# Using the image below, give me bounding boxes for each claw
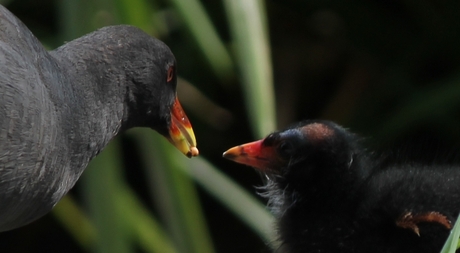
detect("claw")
[396,211,452,236]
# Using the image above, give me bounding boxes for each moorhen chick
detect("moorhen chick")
[0,5,198,232]
[224,120,459,253]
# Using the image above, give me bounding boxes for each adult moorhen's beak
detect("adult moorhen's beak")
[168,97,199,158]
[223,139,280,172]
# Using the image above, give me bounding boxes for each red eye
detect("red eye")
[167,66,174,82]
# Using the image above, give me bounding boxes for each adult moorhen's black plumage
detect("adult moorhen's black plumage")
[224,120,460,253]
[0,5,198,232]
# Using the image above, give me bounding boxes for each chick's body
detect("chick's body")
[224,120,459,253]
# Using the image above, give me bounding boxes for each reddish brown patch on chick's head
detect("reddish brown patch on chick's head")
[299,123,335,142]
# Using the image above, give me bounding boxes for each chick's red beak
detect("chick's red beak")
[167,97,199,158]
[223,139,280,172]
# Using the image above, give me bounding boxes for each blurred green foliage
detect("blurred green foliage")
[1,0,460,253]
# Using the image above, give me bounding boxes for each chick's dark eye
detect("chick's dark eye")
[167,66,174,82]
[277,141,294,158]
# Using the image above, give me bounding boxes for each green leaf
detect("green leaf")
[81,139,133,253]
[184,154,277,245]
[132,129,216,253]
[169,0,234,84]
[440,214,460,253]
[223,0,276,138]
[52,196,97,250]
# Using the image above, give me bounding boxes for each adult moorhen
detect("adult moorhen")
[224,120,459,253]
[0,5,198,232]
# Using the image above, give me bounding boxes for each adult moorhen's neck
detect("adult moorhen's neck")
[48,26,172,155]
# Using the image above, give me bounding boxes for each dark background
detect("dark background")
[1,0,460,252]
